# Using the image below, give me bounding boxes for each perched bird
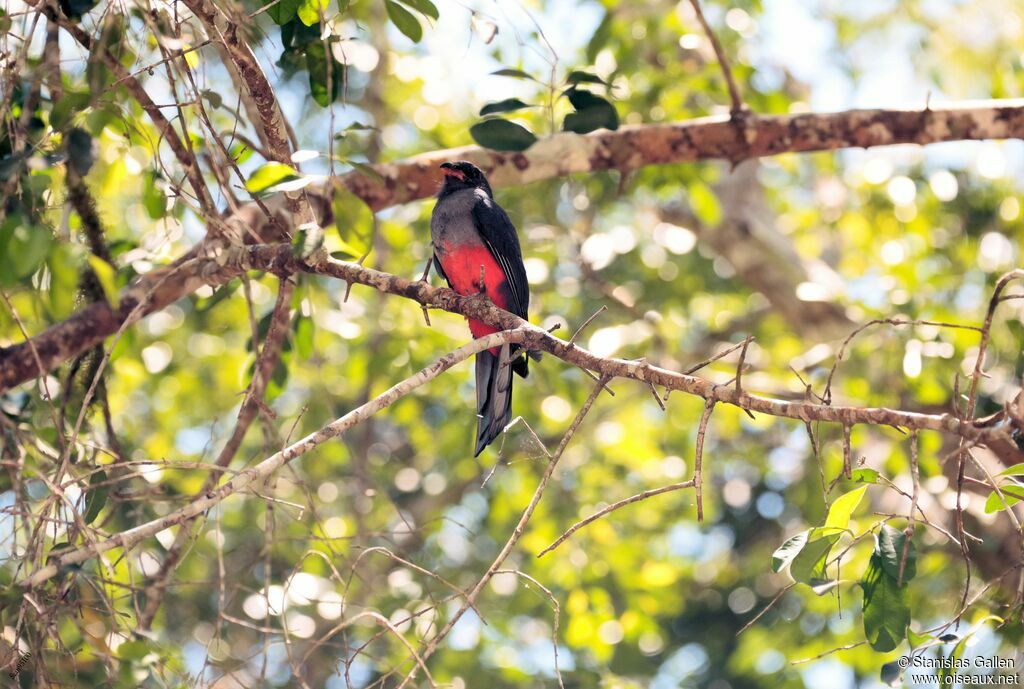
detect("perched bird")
[430,161,531,456]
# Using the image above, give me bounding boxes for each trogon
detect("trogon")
[430,161,531,456]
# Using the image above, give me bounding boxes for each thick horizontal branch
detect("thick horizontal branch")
[339,99,1024,211]
[4,100,1024,391]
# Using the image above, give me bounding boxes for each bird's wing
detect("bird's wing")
[471,194,529,319]
[432,249,450,285]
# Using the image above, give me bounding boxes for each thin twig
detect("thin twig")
[495,570,565,689]
[19,330,529,588]
[683,335,754,375]
[736,583,795,637]
[538,479,695,556]
[687,0,745,114]
[397,376,610,688]
[897,430,919,587]
[694,397,716,522]
[569,305,607,345]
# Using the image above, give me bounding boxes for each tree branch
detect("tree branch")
[4,101,1024,390]
[337,99,1024,211]
[18,330,527,589]
[4,244,1021,459]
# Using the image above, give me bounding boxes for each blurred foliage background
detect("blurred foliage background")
[1,0,1023,687]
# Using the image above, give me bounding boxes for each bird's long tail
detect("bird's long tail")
[474,344,514,457]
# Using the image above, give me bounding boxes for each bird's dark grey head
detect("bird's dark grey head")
[438,161,493,198]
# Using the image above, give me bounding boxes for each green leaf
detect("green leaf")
[330,181,375,259]
[687,180,723,226]
[294,315,314,359]
[297,0,329,26]
[566,70,607,86]
[143,172,166,220]
[245,162,301,195]
[861,554,910,652]
[771,530,808,573]
[267,356,290,400]
[386,0,422,42]
[479,98,532,116]
[491,68,538,81]
[562,89,619,134]
[875,524,917,582]
[907,628,934,649]
[983,484,1024,513]
[470,119,537,152]
[116,640,151,661]
[348,160,384,183]
[3,222,53,283]
[230,142,254,165]
[996,462,1024,477]
[280,17,320,50]
[824,485,868,531]
[810,578,840,596]
[195,282,239,314]
[268,0,302,24]
[851,468,880,484]
[292,223,325,259]
[51,91,91,130]
[306,41,342,107]
[46,242,83,318]
[342,121,378,132]
[83,470,108,524]
[397,0,438,20]
[87,256,120,308]
[790,531,841,584]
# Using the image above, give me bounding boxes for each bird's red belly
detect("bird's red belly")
[437,243,507,342]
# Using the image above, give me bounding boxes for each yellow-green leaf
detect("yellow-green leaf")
[246,162,301,195]
[87,256,119,308]
[824,485,868,531]
[297,0,329,26]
